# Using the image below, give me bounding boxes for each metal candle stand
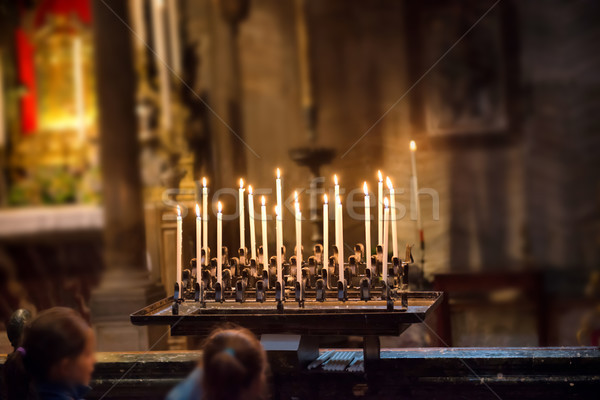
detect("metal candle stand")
[131,243,442,368]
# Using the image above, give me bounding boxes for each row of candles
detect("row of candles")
[175,141,422,294]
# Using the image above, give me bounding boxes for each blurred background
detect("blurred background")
[0,0,598,352]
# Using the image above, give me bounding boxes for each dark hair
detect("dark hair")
[201,326,268,400]
[3,307,91,400]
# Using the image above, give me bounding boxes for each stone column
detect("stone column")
[89,0,165,351]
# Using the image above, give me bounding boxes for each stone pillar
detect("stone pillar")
[90,0,166,351]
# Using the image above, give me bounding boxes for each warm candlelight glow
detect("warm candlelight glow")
[217,201,222,213]
[363,181,368,195]
[294,191,299,202]
[378,170,383,182]
[275,205,280,216]
[261,196,266,206]
[276,168,281,178]
[239,178,244,188]
[384,197,389,208]
[202,177,207,188]
[410,140,417,152]
[324,194,328,204]
[195,203,200,217]
[386,176,393,189]
[248,185,253,194]
[334,174,338,185]
[176,205,181,217]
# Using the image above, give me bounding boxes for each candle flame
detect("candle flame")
[378,170,383,182]
[239,178,244,188]
[386,176,393,189]
[334,174,338,185]
[176,205,181,217]
[294,190,299,203]
[410,140,417,151]
[324,194,328,204]
[217,201,222,213]
[261,196,266,206]
[202,177,207,188]
[363,181,368,195]
[384,197,389,208]
[276,168,280,179]
[248,185,253,194]
[195,203,200,217]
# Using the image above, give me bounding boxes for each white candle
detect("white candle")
[337,196,344,281]
[386,177,398,259]
[166,0,181,75]
[151,0,172,130]
[334,174,339,203]
[195,203,201,272]
[333,174,340,268]
[239,179,245,252]
[323,194,328,266]
[176,205,182,297]
[378,171,383,245]
[261,196,268,266]
[383,198,389,284]
[276,168,282,223]
[294,192,302,284]
[410,141,422,232]
[248,185,257,261]
[276,205,283,286]
[217,201,223,285]
[363,182,372,274]
[202,178,208,266]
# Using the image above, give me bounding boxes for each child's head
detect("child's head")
[201,326,268,400]
[3,307,95,399]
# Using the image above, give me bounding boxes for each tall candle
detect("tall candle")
[410,141,422,232]
[202,178,208,266]
[323,194,328,266]
[383,198,389,284]
[333,174,340,269]
[239,179,245,252]
[337,197,344,281]
[386,177,398,259]
[276,205,283,286]
[195,203,201,273]
[176,205,182,297]
[378,171,383,245]
[261,196,268,266]
[151,0,171,130]
[276,168,282,223]
[248,185,257,260]
[334,174,339,203]
[294,192,302,289]
[217,201,223,284]
[363,182,372,274]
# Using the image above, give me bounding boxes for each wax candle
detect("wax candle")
[334,175,340,269]
[363,182,372,274]
[261,196,268,266]
[248,185,257,261]
[383,198,390,284]
[217,201,223,285]
[294,192,302,290]
[276,205,283,287]
[410,141,423,234]
[195,203,201,273]
[323,194,328,266]
[378,171,383,245]
[386,177,398,259]
[202,178,208,266]
[176,205,182,298]
[276,168,282,223]
[334,174,339,203]
[239,179,245,252]
[337,196,344,281]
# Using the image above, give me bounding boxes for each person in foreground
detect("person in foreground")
[167,326,268,400]
[3,307,96,400]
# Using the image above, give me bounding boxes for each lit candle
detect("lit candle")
[410,141,423,235]
[202,178,208,266]
[239,179,245,252]
[276,205,283,287]
[195,203,201,273]
[363,182,372,274]
[386,177,398,259]
[333,174,340,268]
[217,201,223,285]
[276,168,282,223]
[176,205,182,298]
[383,197,389,284]
[323,194,328,266]
[337,196,344,281]
[151,0,171,130]
[248,185,257,261]
[261,196,268,266]
[294,192,302,285]
[378,171,383,245]
[334,174,339,203]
